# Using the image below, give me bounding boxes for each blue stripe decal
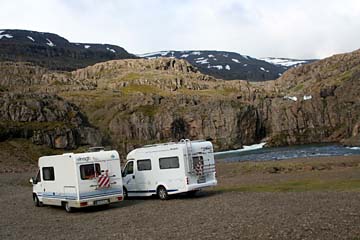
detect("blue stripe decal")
[79,191,122,200]
[128,190,156,193]
[38,189,123,201]
[37,192,77,200]
[128,189,178,193]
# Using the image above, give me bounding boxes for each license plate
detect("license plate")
[197,176,206,183]
[94,199,109,205]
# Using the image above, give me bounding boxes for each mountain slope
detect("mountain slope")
[139,50,315,81]
[0,29,137,71]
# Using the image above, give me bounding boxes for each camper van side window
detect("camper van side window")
[42,167,55,181]
[80,164,101,180]
[159,157,179,169]
[123,161,134,176]
[137,159,151,171]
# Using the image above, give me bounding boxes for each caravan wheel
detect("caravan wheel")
[64,202,73,213]
[123,187,128,199]
[33,194,43,207]
[157,186,169,200]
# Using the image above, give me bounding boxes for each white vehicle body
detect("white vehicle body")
[31,150,123,212]
[122,139,217,199]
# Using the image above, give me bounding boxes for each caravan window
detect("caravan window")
[137,159,151,171]
[80,164,101,180]
[159,157,179,169]
[42,167,55,181]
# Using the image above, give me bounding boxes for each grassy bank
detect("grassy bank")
[214,156,360,192]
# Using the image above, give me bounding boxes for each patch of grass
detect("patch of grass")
[214,179,360,192]
[178,87,238,97]
[0,121,69,132]
[121,84,168,96]
[0,139,63,163]
[217,157,360,175]
[292,83,304,92]
[134,105,159,117]
[120,72,142,81]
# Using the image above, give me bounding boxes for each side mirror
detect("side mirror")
[30,177,37,185]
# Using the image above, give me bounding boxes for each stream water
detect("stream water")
[214,144,360,162]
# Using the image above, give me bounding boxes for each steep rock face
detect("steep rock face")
[265,49,360,146]
[0,93,102,149]
[103,95,264,152]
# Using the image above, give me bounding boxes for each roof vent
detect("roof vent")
[87,146,105,152]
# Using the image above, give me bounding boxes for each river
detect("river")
[214,143,360,162]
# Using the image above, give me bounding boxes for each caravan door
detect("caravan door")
[135,159,152,192]
[122,161,136,193]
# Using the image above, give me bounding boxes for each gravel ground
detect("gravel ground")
[0,172,359,240]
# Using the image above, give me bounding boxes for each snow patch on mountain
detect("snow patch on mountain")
[27,36,35,42]
[106,47,116,53]
[196,58,209,64]
[46,38,55,47]
[208,65,223,70]
[0,31,13,40]
[284,96,298,102]
[191,51,201,55]
[261,57,308,67]
[138,51,169,58]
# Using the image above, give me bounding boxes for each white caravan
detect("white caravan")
[122,139,217,200]
[30,150,124,212]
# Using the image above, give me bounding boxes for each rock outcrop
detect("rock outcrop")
[0,93,102,149]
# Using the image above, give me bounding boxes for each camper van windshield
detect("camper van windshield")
[80,164,101,180]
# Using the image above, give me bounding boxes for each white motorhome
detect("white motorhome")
[30,150,124,212]
[122,139,217,200]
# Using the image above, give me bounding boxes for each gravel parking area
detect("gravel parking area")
[0,172,359,240]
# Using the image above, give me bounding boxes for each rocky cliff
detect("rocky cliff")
[264,49,360,146]
[0,92,102,149]
[0,51,359,154]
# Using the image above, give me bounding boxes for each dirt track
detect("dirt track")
[0,171,359,240]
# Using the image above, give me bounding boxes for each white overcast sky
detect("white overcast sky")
[1,0,360,59]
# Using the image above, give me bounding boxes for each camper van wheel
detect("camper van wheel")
[187,190,199,197]
[157,186,169,200]
[123,187,128,199]
[64,202,73,213]
[33,194,43,207]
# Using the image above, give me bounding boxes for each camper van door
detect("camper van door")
[134,159,152,191]
[41,166,56,195]
[122,161,136,192]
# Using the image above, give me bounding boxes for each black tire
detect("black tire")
[33,194,43,207]
[187,190,199,197]
[123,187,128,200]
[64,202,73,213]
[157,186,169,200]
